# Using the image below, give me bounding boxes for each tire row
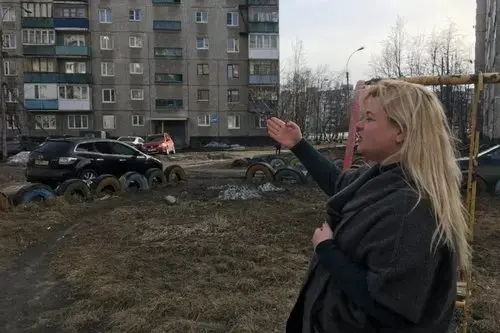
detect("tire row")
[0,165,187,212]
[245,162,312,185]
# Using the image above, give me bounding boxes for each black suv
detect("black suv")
[25,137,163,187]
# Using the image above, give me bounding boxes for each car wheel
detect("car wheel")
[79,169,98,184]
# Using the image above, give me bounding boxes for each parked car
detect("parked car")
[117,136,145,151]
[458,144,500,194]
[142,133,176,155]
[25,137,163,187]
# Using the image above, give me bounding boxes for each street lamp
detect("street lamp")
[345,46,365,90]
[1,5,31,160]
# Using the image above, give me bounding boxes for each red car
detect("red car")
[142,133,176,155]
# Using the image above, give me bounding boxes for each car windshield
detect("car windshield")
[35,140,73,154]
[146,136,164,143]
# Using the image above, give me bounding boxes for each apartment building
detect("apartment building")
[476,0,500,141]
[0,0,280,147]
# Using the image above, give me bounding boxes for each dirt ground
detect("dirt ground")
[0,147,498,333]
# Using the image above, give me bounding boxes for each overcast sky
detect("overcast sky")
[279,0,476,84]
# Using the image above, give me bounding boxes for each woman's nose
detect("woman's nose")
[355,121,363,131]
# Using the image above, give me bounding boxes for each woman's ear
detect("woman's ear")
[395,126,406,144]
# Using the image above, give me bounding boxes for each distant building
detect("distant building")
[0,0,280,147]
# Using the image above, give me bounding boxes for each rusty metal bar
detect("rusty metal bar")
[366,72,500,86]
[461,72,483,333]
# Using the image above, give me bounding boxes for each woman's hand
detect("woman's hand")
[312,222,333,249]
[267,117,303,149]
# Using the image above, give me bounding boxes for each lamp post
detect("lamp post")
[345,46,365,92]
[1,5,31,160]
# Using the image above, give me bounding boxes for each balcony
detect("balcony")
[249,47,279,60]
[153,0,180,4]
[249,74,278,85]
[248,22,278,33]
[24,73,92,84]
[59,99,91,111]
[155,74,183,84]
[55,46,91,57]
[21,17,54,28]
[153,20,181,31]
[23,45,56,56]
[24,99,58,110]
[248,0,278,5]
[249,100,278,113]
[53,18,89,30]
[155,99,183,110]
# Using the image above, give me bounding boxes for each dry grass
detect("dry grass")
[0,178,498,332]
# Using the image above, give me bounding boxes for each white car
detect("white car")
[117,136,145,151]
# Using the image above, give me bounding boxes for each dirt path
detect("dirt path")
[0,221,81,333]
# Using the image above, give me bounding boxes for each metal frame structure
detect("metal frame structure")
[342,72,500,333]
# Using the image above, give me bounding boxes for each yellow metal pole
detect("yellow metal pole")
[461,72,483,333]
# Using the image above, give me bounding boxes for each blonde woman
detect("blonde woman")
[267,79,470,333]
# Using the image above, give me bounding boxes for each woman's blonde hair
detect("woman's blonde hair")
[363,79,471,271]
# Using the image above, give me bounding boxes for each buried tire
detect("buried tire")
[146,168,168,189]
[90,174,123,198]
[245,162,275,183]
[275,167,306,185]
[269,158,286,169]
[231,158,249,168]
[13,183,56,205]
[119,171,150,192]
[0,192,10,212]
[55,179,91,203]
[164,165,187,184]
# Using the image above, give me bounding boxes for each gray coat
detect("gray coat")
[286,164,457,333]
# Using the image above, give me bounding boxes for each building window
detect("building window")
[195,11,208,23]
[249,34,278,49]
[228,115,240,129]
[154,47,182,57]
[227,89,239,103]
[197,89,209,101]
[155,73,183,83]
[3,60,16,76]
[227,12,238,26]
[64,62,86,74]
[102,115,115,129]
[59,85,88,100]
[198,114,210,126]
[22,3,52,17]
[197,64,209,75]
[250,60,278,75]
[132,115,145,126]
[35,115,56,129]
[227,39,239,53]
[255,116,266,128]
[63,35,86,46]
[23,58,55,72]
[102,88,115,103]
[5,88,19,103]
[100,35,113,50]
[130,89,144,100]
[129,9,141,21]
[61,7,86,18]
[227,64,239,79]
[129,36,143,48]
[1,7,16,21]
[28,84,50,99]
[99,8,111,23]
[100,62,114,76]
[2,34,16,49]
[68,115,88,129]
[6,115,18,129]
[155,99,183,109]
[196,37,209,50]
[22,29,55,45]
[129,62,143,74]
